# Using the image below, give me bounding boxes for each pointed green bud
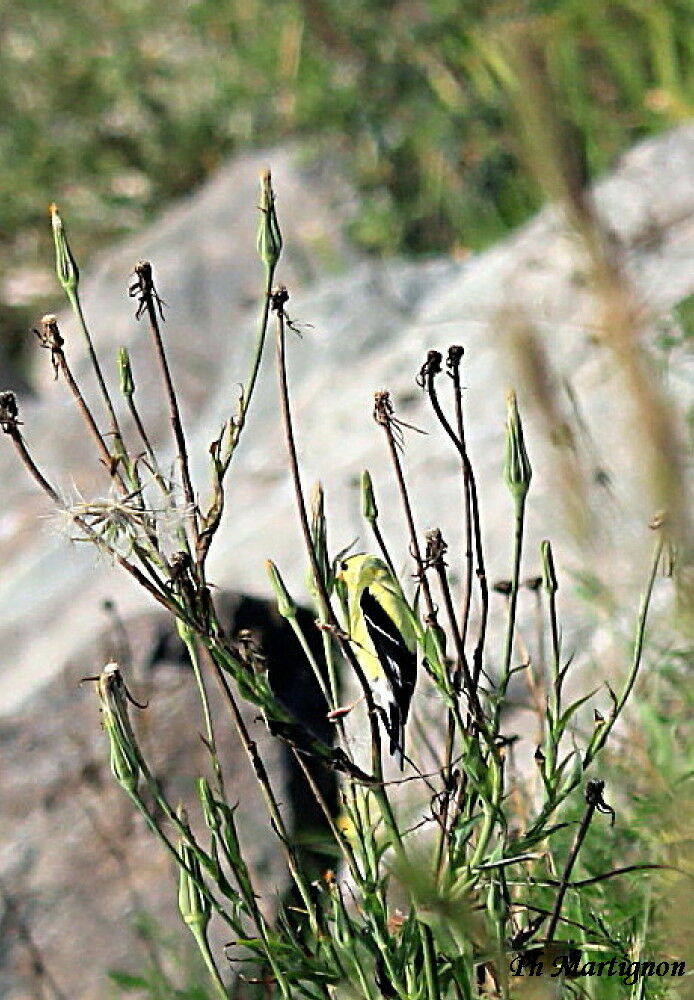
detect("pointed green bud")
[117,347,135,398]
[176,617,195,646]
[265,560,297,619]
[178,825,211,932]
[50,203,79,294]
[503,390,532,503]
[96,662,140,795]
[486,879,504,922]
[422,621,447,679]
[197,777,221,833]
[308,481,330,597]
[360,469,378,522]
[540,539,558,594]
[257,169,282,271]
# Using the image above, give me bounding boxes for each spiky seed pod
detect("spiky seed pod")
[503,390,532,503]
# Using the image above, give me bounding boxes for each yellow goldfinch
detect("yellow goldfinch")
[337,554,418,768]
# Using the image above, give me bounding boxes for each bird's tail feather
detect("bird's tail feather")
[388,704,406,770]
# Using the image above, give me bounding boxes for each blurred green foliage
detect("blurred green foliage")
[0,0,691,354]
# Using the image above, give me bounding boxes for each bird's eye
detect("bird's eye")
[340,561,348,571]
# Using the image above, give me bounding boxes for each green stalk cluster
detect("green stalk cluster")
[1,172,675,1000]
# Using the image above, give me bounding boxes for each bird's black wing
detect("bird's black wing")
[359,589,417,713]
[360,588,417,766]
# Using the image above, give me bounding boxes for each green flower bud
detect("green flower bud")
[50,203,79,294]
[503,390,532,503]
[117,347,134,398]
[96,662,140,795]
[486,879,504,923]
[257,169,282,271]
[360,469,378,522]
[265,560,297,619]
[105,716,140,794]
[178,834,211,933]
[197,777,221,833]
[308,481,330,596]
[422,620,447,679]
[176,617,194,646]
[540,539,558,594]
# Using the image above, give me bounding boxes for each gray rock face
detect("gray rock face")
[0,128,691,998]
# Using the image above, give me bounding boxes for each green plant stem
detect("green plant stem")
[423,358,489,686]
[287,616,332,706]
[369,517,397,579]
[431,544,486,729]
[196,265,276,569]
[292,750,361,882]
[54,348,131,494]
[496,497,526,725]
[379,408,436,619]
[584,534,664,768]
[545,584,562,777]
[124,391,169,491]
[467,754,503,872]
[420,924,442,1000]
[274,307,387,782]
[216,835,293,1000]
[189,925,228,1000]
[124,788,239,933]
[545,789,599,943]
[526,534,665,840]
[206,641,321,935]
[68,290,127,456]
[449,353,475,650]
[231,265,276,452]
[179,627,224,795]
[140,277,198,559]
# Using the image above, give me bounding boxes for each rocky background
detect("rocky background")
[0,126,692,998]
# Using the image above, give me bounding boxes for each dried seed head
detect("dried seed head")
[36,314,63,349]
[424,527,448,567]
[265,559,297,620]
[416,349,443,388]
[0,390,19,433]
[50,204,79,294]
[257,169,282,271]
[373,390,393,426]
[134,259,152,284]
[41,313,60,334]
[360,469,378,522]
[503,390,532,503]
[270,284,289,312]
[117,347,135,397]
[446,345,464,373]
